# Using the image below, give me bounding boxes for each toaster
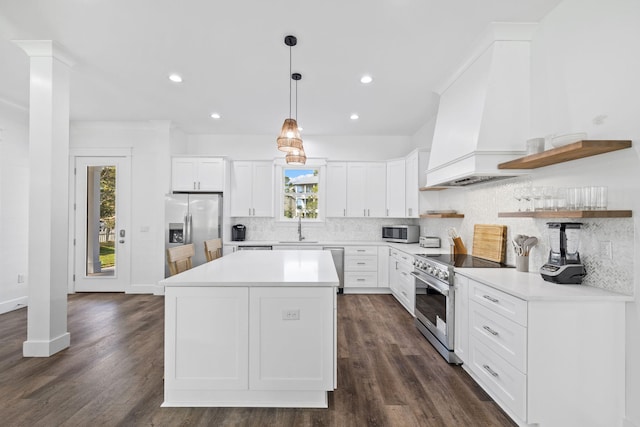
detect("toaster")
[419,236,441,248]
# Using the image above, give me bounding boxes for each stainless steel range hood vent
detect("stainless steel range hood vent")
[425,23,536,188]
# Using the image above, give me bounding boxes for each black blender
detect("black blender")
[540,222,586,284]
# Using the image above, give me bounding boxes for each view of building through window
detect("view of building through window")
[283,168,319,219]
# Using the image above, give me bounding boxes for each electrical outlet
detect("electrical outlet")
[282,309,300,320]
[598,241,612,259]
[17,274,25,283]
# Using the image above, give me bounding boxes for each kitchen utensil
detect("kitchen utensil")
[447,227,458,239]
[522,236,538,255]
[472,224,507,263]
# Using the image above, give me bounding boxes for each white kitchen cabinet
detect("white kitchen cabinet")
[346,162,386,217]
[165,287,249,391]
[164,285,335,407]
[249,287,334,391]
[172,157,225,192]
[453,274,469,363]
[386,159,406,217]
[230,161,274,217]
[458,276,626,426]
[343,246,378,289]
[405,149,429,218]
[377,246,389,289]
[388,247,415,315]
[326,162,347,217]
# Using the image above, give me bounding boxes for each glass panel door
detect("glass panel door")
[74,156,130,292]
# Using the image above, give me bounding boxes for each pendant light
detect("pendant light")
[286,72,307,165]
[277,35,303,153]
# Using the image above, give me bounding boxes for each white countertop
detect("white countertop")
[225,240,444,256]
[161,250,339,287]
[455,268,634,302]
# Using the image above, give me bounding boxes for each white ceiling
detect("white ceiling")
[0,0,562,136]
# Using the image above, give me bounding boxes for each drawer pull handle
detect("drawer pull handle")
[483,325,499,336]
[357,262,366,265]
[483,295,499,303]
[357,279,366,282]
[483,364,499,377]
[357,249,366,252]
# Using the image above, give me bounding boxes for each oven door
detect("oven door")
[412,271,455,351]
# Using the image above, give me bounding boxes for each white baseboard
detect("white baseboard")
[623,418,639,427]
[126,283,163,295]
[343,288,392,295]
[23,332,71,357]
[0,296,28,315]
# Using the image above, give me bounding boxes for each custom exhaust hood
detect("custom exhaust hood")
[425,23,536,188]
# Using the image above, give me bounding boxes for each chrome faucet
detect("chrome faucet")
[298,215,305,241]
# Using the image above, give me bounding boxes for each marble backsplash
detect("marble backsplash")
[419,177,634,295]
[231,217,418,243]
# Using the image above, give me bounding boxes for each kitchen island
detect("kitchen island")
[159,250,339,408]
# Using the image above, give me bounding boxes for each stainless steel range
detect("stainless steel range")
[412,253,511,364]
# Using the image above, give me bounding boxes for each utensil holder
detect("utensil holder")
[515,255,529,272]
[452,237,467,255]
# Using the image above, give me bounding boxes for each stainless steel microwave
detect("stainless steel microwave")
[382,225,419,243]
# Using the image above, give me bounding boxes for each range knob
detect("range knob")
[426,266,433,275]
[441,270,449,281]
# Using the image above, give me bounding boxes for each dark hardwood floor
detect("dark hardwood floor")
[0,293,515,426]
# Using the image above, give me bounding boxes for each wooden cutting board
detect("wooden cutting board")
[472,224,507,263]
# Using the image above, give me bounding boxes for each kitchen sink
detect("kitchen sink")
[277,240,319,244]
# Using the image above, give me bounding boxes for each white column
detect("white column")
[14,40,73,357]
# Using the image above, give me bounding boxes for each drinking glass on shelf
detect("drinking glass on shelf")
[543,186,556,211]
[514,188,524,211]
[583,186,595,210]
[595,186,608,210]
[567,187,582,210]
[532,186,545,211]
[555,187,567,211]
[521,186,532,211]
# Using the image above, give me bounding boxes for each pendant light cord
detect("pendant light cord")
[288,46,292,119]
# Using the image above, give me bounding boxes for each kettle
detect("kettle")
[232,224,246,241]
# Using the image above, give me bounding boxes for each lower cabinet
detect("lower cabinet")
[388,247,415,315]
[457,277,626,426]
[344,246,378,289]
[164,286,335,406]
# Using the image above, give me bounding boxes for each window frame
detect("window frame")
[275,158,327,223]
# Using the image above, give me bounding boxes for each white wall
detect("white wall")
[70,121,172,293]
[187,134,414,161]
[0,102,29,313]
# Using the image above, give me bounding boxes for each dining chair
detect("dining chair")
[166,243,195,276]
[204,238,222,262]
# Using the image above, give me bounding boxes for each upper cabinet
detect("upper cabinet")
[386,159,406,218]
[326,162,348,217]
[230,161,274,217]
[347,162,386,217]
[172,157,225,192]
[406,150,429,218]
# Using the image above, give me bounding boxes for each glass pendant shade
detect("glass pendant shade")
[285,145,307,165]
[277,118,303,152]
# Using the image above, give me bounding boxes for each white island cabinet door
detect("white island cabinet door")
[165,287,249,391]
[249,287,334,391]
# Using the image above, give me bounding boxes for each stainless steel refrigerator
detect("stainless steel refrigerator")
[165,193,222,277]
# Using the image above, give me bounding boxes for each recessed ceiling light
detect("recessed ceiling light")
[210,113,221,119]
[350,114,359,120]
[360,75,373,84]
[168,74,183,83]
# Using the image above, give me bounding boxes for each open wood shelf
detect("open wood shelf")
[498,140,632,170]
[420,213,465,219]
[498,210,632,218]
